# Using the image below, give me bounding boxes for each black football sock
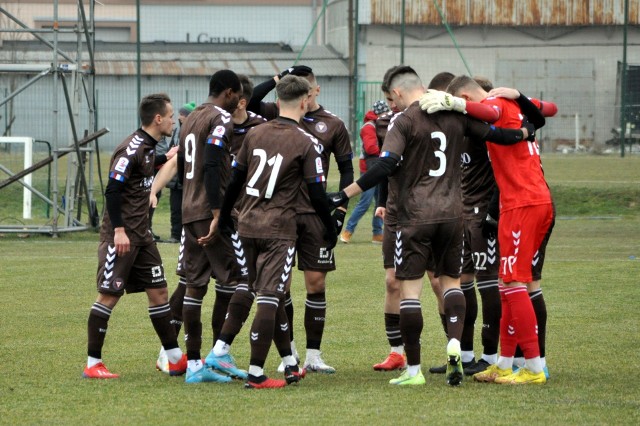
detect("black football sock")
[384,312,402,347]
[530,289,547,358]
[218,283,255,345]
[183,286,207,360]
[149,303,179,350]
[399,299,423,366]
[87,302,112,359]
[168,277,186,335]
[443,288,466,342]
[304,292,326,350]
[477,279,500,356]
[461,280,477,353]
[439,313,449,340]
[211,283,235,345]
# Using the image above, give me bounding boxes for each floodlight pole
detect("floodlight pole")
[619,0,629,158]
[400,0,405,64]
[136,0,141,113]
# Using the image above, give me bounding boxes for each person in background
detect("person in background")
[339,100,388,245]
[162,102,196,243]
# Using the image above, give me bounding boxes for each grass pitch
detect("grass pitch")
[0,154,639,425]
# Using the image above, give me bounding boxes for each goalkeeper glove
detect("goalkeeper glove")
[481,213,498,240]
[521,117,536,142]
[419,89,467,114]
[332,209,346,235]
[278,65,313,79]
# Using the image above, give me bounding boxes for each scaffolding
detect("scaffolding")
[0,0,107,235]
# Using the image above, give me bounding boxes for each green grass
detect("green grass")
[0,154,639,424]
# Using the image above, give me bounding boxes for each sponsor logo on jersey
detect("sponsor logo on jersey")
[140,176,154,188]
[212,125,226,137]
[315,157,324,174]
[113,278,124,290]
[114,157,129,173]
[315,122,328,133]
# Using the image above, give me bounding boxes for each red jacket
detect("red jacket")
[359,110,381,173]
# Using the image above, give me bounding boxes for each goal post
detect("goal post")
[0,137,34,219]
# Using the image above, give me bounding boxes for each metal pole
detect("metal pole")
[619,0,629,158]
[136,0,141,111]
[52,0,60,235]
[352,0,359,143]
[400,0,405,64]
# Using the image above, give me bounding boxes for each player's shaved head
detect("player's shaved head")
[387,66,422,92]
[381,66,401,93]
[276,75,312,103]
[447,75,482,96]
[428,72,455,91]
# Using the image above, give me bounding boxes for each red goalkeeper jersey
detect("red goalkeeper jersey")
[482,96,552,212]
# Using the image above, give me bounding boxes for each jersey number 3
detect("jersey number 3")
[429,131,447,177]
[246,148,283,199]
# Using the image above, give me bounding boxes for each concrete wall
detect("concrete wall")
[358,25,640,149]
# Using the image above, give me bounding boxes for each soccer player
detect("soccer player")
[177,69,247,384]
[328,66,535,386]
[439,75,553,384]
[249,66,354,374]
[212,74,337,388]
[83,93,186,379]
[373,70,453,372]
[150,75,266,375]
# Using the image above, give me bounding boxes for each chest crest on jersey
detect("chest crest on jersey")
[315,122,328,133]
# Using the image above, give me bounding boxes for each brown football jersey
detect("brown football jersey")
[179,103,234,224]
[99,129,157,245]
[461,137,497,218]
[230,111,267,158]
[375,111,399,223]
[381,102,492,225]
[234,117,325,240]
[296,106,352,214]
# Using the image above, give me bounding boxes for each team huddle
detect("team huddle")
[83,64,557,388]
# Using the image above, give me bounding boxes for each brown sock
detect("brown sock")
[218,284,255,345]
[249,294,279,368]
[273,300,293,357]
